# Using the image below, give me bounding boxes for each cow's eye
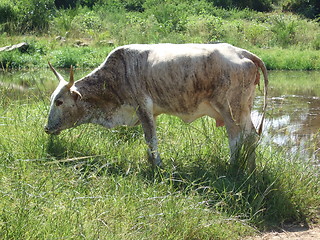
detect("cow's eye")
[55,99,63,106]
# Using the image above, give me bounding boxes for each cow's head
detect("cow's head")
[44,63,83,135]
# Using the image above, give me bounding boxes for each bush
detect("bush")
[210,0,274,12]
[16,0,56,33]
[244,23,269,46]
[186,15,223,43]
[271,15,298,48]
[312,34,320,50]
[71,10,102,37]
[0,0,56,33]
[283,0,320,19]
[0,1,17,24]
[144,0,189,32]
[122,0,145,12]
[0,1,18,33]
[52,8,76,34]
[54,0,100,9]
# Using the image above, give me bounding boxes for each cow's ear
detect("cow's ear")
[71,89,82,101]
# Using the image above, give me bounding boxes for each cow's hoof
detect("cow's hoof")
[152,157,163,168]
[147,152,162,168]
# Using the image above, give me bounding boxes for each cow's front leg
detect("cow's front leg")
[137,104,162,167]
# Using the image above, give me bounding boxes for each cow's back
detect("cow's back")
[100,44,257,120]
[118,44,254,112]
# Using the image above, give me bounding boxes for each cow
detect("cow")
[45,43,268,172]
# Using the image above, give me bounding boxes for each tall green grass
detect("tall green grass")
[1,38,320,71]
[252,48,320,70]
[1,0,320,71]
[0,73,319,239]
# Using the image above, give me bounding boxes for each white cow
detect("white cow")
[45,43,268,171]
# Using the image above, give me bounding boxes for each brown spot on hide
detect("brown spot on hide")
[216,119,225,127]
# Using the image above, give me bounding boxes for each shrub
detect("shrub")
[283,0,320,19]
[0,1,17,24]
[0,51,41,69]
[52,8,78,34]
[16,0,56,33]
[71,10,102,37]
[271,15,298,48]
[53,48,80,68]
[0,1,18,33]
[244,23,269,46]
[209,0,274,12]
[144,0,189,32]
[312,34,320,50]
[122,0,145,12]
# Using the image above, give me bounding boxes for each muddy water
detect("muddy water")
[252,71,320,164]
[1,70,319,163]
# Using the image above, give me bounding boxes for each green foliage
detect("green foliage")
[0,0,56,33]
[16,0,56,33]
[210,0,274,12]
[312,34,320,50]
[122,0,145,12]
[70,9,102,37]
[0,0,319,70]
[252,47,320,70]
[283,0,320,19]
[0,1,18,33]
[48,46,113,68]
[52,8,76,33]
[244,23,269,46]
[0,1,17,24]
[271,15,298,48]
[54,0,100,9]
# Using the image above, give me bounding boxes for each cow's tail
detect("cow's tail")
[243,51,268,136]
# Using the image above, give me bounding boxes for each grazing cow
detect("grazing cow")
[45,43,268,171]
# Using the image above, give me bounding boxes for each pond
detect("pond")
[1,69,319,164]
[252,71,320,165]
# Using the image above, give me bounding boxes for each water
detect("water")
[1,69,319,163]
[252,71,320,164]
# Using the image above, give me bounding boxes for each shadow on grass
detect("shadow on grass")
[46,135,310,229]
[46,136,69,160]
[46,134,131,177]
[140,156,309,230]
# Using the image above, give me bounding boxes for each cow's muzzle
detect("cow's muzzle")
[44,126,61,135]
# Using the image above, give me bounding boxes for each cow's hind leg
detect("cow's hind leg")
[137,99,162,167]
[222,111,258,172]
[223,118,242,165]
[240,112,259,172]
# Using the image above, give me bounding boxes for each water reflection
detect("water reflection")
[253,71,320,164]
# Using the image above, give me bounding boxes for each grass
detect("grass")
[252,48,320,70]
[1,40,320,71]
[0,1,320,71]
[0,36,114,69]
[0,2,320,237]
[0,72,319,239]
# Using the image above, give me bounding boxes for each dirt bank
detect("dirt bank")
[247,226,320,240]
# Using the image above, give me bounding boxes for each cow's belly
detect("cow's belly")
[154,101,224,125]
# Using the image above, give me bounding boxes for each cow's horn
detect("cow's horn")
[67,65,74,89]
[48,62,64,82]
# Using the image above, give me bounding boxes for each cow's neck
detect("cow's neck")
[75,69,107,98]
[72,69,122,126]
[75,67,122,100]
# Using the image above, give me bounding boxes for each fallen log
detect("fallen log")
[0,42,29,53]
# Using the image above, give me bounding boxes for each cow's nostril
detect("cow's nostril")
[44,126,50,134]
